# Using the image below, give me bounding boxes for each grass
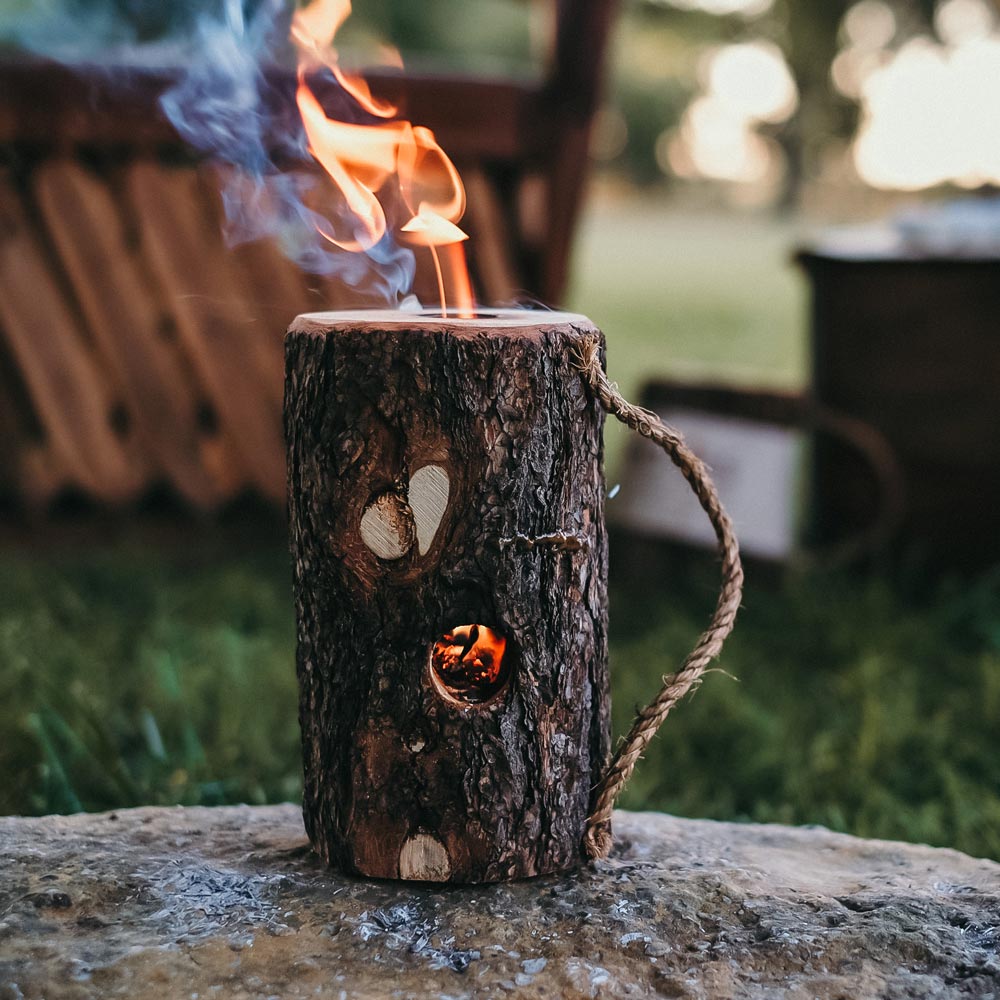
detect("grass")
[3,195,1000,860]
[0,544,299,816]
[3,543,1000,860]
[611,560,1000,859]
[571,192,807,394]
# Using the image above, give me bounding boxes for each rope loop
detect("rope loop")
[572,336,744,860]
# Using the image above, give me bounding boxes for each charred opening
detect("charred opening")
[430,624,510,705]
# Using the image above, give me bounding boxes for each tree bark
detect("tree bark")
[285,309,610,883]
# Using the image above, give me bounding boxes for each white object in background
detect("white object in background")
[615,407,800,560]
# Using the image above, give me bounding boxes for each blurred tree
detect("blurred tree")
[614,73,690,185]
[775,0,853,205]
[603,2,729,185]
[775,0,937,205]
[598,0,941,202]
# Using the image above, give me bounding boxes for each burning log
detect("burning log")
[285,309,610,882]
[281,0,741,885]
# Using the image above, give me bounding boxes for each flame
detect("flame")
[290,0,396,119]
[432,625,507,696]
[445,243,475,318]
[291,0,475,315]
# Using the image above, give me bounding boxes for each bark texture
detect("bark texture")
[284,309,610,883]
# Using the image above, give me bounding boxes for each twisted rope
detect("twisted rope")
[573,337,744,860]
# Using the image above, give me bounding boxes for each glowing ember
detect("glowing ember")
[291,0,474,316]
[431,625,508,703]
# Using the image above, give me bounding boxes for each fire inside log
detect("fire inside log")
[285,309,610,883]
[431,624,508,704]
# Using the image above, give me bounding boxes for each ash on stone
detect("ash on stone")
[2,805,1000,1000]
[355,903,480,973]
[142,860,291,939]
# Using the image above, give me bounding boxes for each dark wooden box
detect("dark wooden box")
[798,250,1000,569]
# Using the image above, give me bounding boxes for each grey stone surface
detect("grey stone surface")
[1,805,999,999]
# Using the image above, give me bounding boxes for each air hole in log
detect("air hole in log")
[430,624,510,705]
[416,308,500,320]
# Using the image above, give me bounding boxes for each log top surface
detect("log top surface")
[288,307,596,337]
[2,805,999,999]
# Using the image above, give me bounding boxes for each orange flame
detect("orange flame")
[291,0,474,316]
[290,0,396,119]
[432,625,507,693]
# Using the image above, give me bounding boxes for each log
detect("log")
[284,309,610,883]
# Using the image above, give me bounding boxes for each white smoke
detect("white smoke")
[4,0,418,304]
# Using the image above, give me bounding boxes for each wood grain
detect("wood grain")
[127,161,285,501]
[0,175,144,504]
[35,161,222,507]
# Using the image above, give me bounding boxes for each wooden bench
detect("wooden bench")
[0,0,617,512]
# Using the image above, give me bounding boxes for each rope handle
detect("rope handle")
[572,337,745,860]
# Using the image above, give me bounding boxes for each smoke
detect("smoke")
[1,0,182,58]
[4,0,418,305]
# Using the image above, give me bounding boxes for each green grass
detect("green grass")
[571,195,806,392]
[3,199,1000,861]
[0,544,300,816]
[611,562,1000,860]
[3,543,1000,860]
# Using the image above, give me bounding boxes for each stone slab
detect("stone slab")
[2,805,999,999]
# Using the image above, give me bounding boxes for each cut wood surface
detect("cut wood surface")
[285,309,610,882]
